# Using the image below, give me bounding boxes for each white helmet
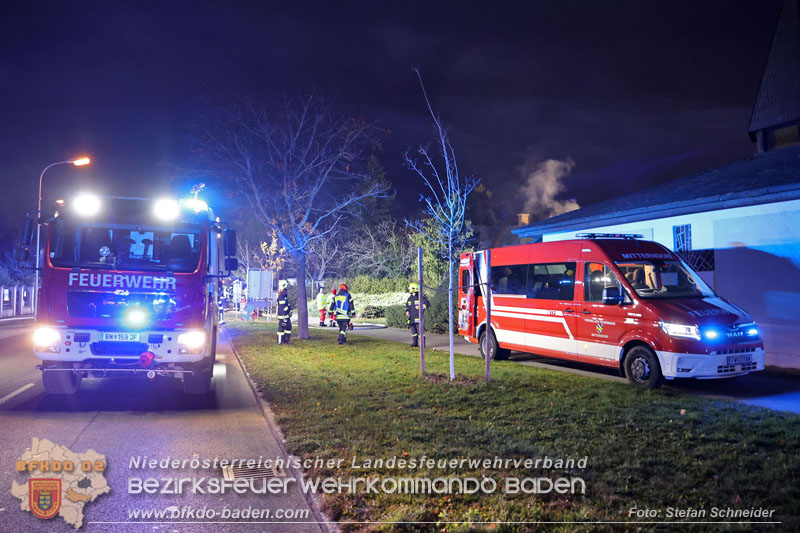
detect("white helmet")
[278,279,289,290]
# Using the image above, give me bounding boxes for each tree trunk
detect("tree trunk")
[448,244,455,381]
[296,251,309,339]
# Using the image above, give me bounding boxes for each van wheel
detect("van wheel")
[479,330,510,361]
[42,364,81,395]
[624,346,663,389]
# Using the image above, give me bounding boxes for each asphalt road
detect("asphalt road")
[0,325,322,533]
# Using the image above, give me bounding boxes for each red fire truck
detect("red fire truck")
[458,235,764,388]
[23,194,238,395]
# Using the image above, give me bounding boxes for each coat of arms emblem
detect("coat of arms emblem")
[29,479,61,519]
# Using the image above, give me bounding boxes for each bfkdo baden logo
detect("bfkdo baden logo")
[29,478,62,519]
[11,438,110,529]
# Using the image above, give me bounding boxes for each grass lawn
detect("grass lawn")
[225,322,799,532]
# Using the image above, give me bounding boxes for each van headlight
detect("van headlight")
[177,331,206,354]
[660,321,700,340]
[34,327,62,352]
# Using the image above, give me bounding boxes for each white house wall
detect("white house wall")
[542,198,800,369]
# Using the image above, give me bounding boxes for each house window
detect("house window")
[678,249,715,272]
[673,224,692,252]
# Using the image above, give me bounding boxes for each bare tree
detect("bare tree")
[343,219,415,278]
[306,228,342,287]
[235,238,260,280]
[194,94,388,338]
[404,69,478,380]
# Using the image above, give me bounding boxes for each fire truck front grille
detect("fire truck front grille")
[90,341,149,356]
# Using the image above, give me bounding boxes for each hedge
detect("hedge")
[385,305,407,328]
[324,275,410,294]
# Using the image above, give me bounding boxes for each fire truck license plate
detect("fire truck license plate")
[727,354,752,366]
[99,332,141,342]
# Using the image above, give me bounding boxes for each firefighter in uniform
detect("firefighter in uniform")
[329,283,354,345]
[405,282,430,347]
[276,279,292,344]
[327,289,337,326]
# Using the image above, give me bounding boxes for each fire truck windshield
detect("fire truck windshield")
[48,217,202,273]
[615,259,715,299]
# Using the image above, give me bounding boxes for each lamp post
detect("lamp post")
[34,157,91,314]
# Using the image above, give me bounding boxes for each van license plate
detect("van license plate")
[99,332,140,342]
[727,354,752,366]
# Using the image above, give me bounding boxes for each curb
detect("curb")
[221,327,335,533]
[0,317,34,328]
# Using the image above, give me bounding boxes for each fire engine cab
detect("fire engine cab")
[23,194,238,395]
[458,234,765,388]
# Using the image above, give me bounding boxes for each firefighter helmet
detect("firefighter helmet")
[339,283,348,291]
[409,282,419,292]
[278,279,289,290]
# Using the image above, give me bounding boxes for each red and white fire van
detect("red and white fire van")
[23,194,238,395]
[457,234,764,388]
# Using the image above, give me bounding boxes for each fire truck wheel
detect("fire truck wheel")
[42,364,81,395]
[479,330,510,361]
[624,346,663,389]
[183,366,213,395]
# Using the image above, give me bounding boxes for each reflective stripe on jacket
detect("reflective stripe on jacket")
[277,290,291,320]
[329,290,354,319]
[405,292,430,322]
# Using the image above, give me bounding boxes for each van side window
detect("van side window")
[585,263,624,302]
[527,262,576,301]
[491,264,527,295]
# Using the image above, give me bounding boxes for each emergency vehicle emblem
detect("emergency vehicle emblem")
[29,478,61,519]
[595,324,604,334]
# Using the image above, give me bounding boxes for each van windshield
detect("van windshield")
[615,260,715,299]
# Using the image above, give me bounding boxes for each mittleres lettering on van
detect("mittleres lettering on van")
[619,252,673,259]
[67,273,177,291]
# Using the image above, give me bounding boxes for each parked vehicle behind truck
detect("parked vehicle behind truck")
[458,234,764,388]
[21,194,238,395]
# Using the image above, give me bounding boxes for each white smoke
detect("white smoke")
[519,157,580,219]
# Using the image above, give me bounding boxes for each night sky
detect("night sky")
[0,1,782,228]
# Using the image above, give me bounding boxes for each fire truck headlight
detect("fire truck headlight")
[73,193,101,217]
[177,331,206,354]
[660,321,701,341]
[34,327,61,351]
[123,306,149,328]
[153,198,181,221]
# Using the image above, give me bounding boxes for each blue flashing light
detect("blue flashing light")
[747,327,759,337]
[123,306,149,329]
[703,329,719,340]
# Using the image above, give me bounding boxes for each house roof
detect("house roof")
[749,0,800,134]
[514,144,800,238]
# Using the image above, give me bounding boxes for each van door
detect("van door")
[577,260,629,365]
[457,252,476,338]
[523,262,578,359]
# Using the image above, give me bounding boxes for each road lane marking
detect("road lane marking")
[0,383,35,406]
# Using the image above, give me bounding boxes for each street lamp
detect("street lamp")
[34,157,91,314]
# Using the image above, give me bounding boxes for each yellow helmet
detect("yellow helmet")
[278,279,289,290]
[409,282,419,292]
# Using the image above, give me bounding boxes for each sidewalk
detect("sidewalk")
[343,322,482,357]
